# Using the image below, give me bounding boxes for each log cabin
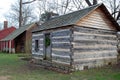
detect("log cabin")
[32,4,120,72]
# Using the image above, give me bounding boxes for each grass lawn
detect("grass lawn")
[0,53,120,80]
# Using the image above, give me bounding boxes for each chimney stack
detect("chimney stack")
[4,21,8,29]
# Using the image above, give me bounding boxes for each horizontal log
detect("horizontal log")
[39,39,44,41]
[51,37,71,42]
[52,43,71,49]
[72,40,117,46]
[52,59,71,64]
[73,26,116,35]
[32,38,43,41]
[73,52,117,59]
[32,33,43,37]
[74,31,116,37]
[52,54,70,59]
[73,36,117,41]
[39,44,44,46]
[52,42,70,44]
[52,50,71,56]
[73,34,117,40]
[51,29,71,37]
[73,57,117,65]
[52,55,71,63]
[52,60,70,65]
[73,47,117,53]
[74,50,118,55]
[73,44,117,49]
[74,56,117,63]
[52,48,70,52]
[32,35,44,39]
[52,36,70,39]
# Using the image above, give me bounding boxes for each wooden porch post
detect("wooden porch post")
[9,40,11,53]
[6,41,7,52]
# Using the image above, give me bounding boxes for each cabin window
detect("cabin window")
[35,40,39,52]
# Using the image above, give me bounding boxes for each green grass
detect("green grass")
[0,53,120,80]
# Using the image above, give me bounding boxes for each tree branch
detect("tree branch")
[112,11,120,15]
[22,0,36,4]
[85,0,92,6]
[116,10,120,20]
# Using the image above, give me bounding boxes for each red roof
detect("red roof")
[0,26,16,40]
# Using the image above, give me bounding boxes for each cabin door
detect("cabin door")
[44,33,52,60]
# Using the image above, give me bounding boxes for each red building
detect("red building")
[0,21,16,52]
[2,23,38,53]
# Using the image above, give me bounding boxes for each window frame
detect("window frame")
[35,40,39,52]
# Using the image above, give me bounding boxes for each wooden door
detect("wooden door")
[44,33,52,60]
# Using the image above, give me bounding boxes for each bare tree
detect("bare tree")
[37,0,74,15]
[5,0,37,28]
[71,0,85,10]
[101,0,120,24]
[22,0,38,4]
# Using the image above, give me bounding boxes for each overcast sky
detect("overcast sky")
[0,0,38,29]
[0,0,16,23]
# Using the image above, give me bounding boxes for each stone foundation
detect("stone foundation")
[32,58,72,73]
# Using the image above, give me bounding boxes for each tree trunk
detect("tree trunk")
[19,0,22,27]
[113,0,116,19]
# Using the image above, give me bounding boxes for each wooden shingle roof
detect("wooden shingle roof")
[33,3,120,32]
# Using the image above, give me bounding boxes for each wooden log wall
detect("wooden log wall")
[32,33,44,59]
[51,29,72,65]
[117,32,120,60]
[72,26,118,70]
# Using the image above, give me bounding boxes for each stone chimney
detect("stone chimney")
[4,21,8,29]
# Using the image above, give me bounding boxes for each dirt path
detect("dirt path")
[0,76,11,80]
